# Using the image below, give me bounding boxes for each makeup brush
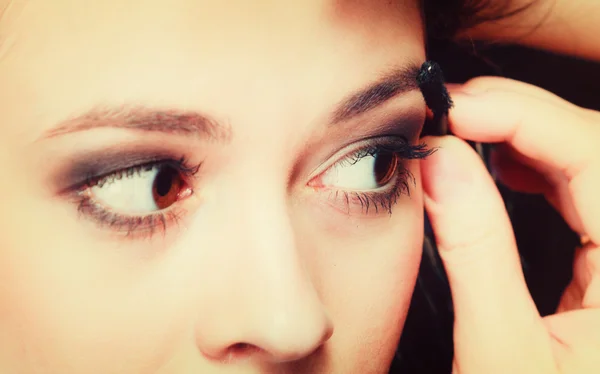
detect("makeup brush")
[417,61,491,175]
[417,61,453,136]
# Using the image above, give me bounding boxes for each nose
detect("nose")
[200,298,333,363]
[193,192,334,363]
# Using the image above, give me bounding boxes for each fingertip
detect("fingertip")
[446,92,505,142]
[420,136,492,204]
[420,135,514,258]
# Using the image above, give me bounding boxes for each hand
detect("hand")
[420,76,600,374]
[455,0,600,62]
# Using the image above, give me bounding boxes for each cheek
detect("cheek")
[324,217,422,370]
[0,241,177,373]
[0,169,189,372]
[301,172,424,368]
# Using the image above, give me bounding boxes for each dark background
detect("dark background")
[390,42,600,374]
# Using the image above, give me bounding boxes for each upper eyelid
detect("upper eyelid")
[315,103,426,154]
[330,62,422,124]
[307,136,409,180]
[54,151,201,194]
[48,105,423,192]
[84,159,198,189]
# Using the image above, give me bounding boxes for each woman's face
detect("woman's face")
[0,1,426,373]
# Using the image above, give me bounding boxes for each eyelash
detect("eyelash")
[325,138,434,214]
[69,139,433,238]
[72,157,200,238]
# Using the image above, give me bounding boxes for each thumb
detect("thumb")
[421,136,555,374]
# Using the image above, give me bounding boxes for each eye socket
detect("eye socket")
[315,149,401,191]
[89,163,192,214]
[306,136,435,215]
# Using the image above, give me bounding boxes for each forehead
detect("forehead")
[0,0,424,142]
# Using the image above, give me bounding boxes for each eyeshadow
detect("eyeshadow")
[53,148,185,192]
[357,105,426,143]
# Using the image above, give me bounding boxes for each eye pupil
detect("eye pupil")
[155,167,175,196]
[152,166,183,209]
[374,152,398,186]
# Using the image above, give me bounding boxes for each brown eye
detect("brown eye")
[373,151,399,187]
[152,165,188,209]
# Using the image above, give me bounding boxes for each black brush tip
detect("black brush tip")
[417,61,453,117]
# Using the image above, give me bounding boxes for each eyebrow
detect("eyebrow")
[40,63,421,140]
[41,106,232,142]
[331,62,421,124]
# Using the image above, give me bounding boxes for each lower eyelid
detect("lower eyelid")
[65,158,199,238]
[72,192,187,239]
[320,164,416,215]
[323,190,398,216]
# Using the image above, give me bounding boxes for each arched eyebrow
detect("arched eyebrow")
[40,106,232,143]
[39,63,420,142]
[330,62,421,124]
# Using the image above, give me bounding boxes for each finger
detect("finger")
[448,79,600,177]
[491,145,586,235]
[574,242,600,309]
[449,77,593,118]
[542,309,600,373]
[558,242,600,312]
[421,136,556,374]
[456,77,600,123]
[448,81,600,244]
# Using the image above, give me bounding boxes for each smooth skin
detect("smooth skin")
[0,0,429,373]
[1,0,599,373]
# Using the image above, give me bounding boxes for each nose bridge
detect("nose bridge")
[194,183,333,362]
[235,186,306,301]
[248,209,297,285]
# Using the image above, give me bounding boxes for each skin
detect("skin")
[428,3,600,369]
[458,0,600,61]
[0,1,427,373]
[422,79,600,373]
